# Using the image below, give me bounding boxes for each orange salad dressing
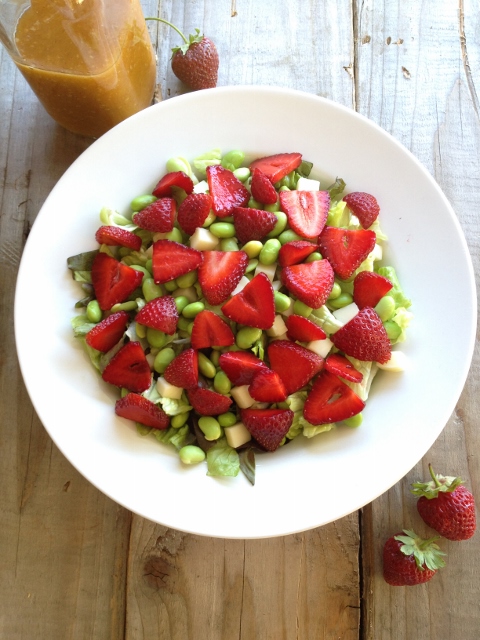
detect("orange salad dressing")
[14,0,156,137]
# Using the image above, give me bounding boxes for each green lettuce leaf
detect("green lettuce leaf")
[99,206,137,232]
[206,438,240,477]
[376,266,412,309]
[327,200,349,227]
[344,357,379,401]
[193,149,222,176]
[153,425,191,449]
[391,307,414,343]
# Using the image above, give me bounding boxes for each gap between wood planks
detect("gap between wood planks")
[459,0,480,117]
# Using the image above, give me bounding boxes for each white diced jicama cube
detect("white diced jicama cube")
[189,227,219,251]
[145,352,156,370]
[230,385,256,409]
[332,302,359,325]
[306,338,334,358]
[271,280,283,291]
[193,180,209,194]
[377,351,408,372]
[371,244,383,261]
[156,377,183,399]
[255,262,277,281]
[224,422,252,448]
[231,276,250,296]
[267,315,288,337]
[296,177,321,191]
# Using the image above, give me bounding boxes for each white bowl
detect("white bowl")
[15,86,476,539]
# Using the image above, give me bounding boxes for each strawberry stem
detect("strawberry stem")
[428,463,441,488]
[145,17,188,45]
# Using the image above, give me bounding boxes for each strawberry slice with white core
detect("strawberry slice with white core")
[86,311,129,353]
[164,348,198,389]
[206,165,250,217]
[240,408,294,452]
[249,152,302,184]
[268,340,324,395]
[152,171,194,198]
[198,250,249,305]
[187,387,233,415]
[91,252,143,311]
[303,370,365,425]
[324,353,363,383]
[132,198,176,233]
[135,296,179,335]
[190,310,235,349]
[281,259,334,309]
[218,351,268,386]
[101,341,151,393]
[221,272,275,330]
[317,226,376,280]
[95,226,142,251]
[115,393,169,430]
[152,239,203,284]
[330,306,391,364]
[279,190,330,238]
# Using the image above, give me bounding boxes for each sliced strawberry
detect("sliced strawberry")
[218,351,268,386]
[95,226,142,251]
[330,307,391,364]
[249,152,302,184]
[163,348,198,389]
[115,393,169,430]
[152,171,194,198]
[317,226,376,280]
[281,259,334,309]
[303,370,365,425]
[279,190,329,238]
[324,353,363,383]
[344,192,380,229]
[132,198,176,233]
[187,386,232,415]
[91,253,143,311]
[285,315,327,343]
[267,340,324,395]
[250,168,278,204]
[248,369,287,403]
[85,311,129,352]
[177,192,213,235]
[278,240,318,267]
[353,271,393,309]
[135,296,179,335]
[101,341,151,392]
[190,310,235,349]
[232,206,277,245]
[152,239,203,284]
[206,165,250,218]
[221,272,275,330]
[240,408,294,452]
[197,250,248,305]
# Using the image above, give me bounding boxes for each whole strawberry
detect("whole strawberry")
[383,529,446,586]
[411,464,476,541]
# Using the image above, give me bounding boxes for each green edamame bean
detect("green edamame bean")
[246,259,258,273]
[177,316,191,332]
[384,320,402,341]
[304,252,322,263]
[202,211,216,227]
[233,167,250,182]
[154,347,176,374]
[374,295,396,321]
[174,295,190,314]
[279,185,290,192]
[146,328,168,349]
[121,387,129,398]
[198,416,222,441]
[213,370,232,395]
[176,270,197,289]
[210,222,236,238]
[266,211,288,237]
[163,227,183,243]
[145,259,153,274]
[264,199,280,213]
[136,322,147,339]
[209,350,221,367]
[111,300,138,312]
[259,238,281,265]
[343,413,363,428]
[293,299,313,317]
[86,300,102,323]
[221,150,245,170]
[219,238,239,252]
[142,278,163,302]
[278,229,304,245]
[218,412,237,427]
[248,197,262,209]
[236,326,262,350]
[274,291,291,313]
[118,247,131,258]
[182,301,205,319]
[328,282,342,300]
[164,279,178,292]
[130,194,157,211]
[329,293,353,309]
[242,240,263,258]
[198,352,216,378]
[171,412,190,428]
[179,445,206,464]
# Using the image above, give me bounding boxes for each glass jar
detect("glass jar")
[0,0,157,137]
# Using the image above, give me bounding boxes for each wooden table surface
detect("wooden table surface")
[1,1,479,638]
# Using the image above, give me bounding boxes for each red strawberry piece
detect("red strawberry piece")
[190,310,235,349]
[240,408,294,452]
[95,226,142,251]
[303,370,365,424]
[250,168,278,205]
[197,250,248,305]
[85,311,129,353]
[248,369,287,403]
[324,353,363,383]
[267,340,324,395]
[152,239,203,284]
[221,272,275,330]
[278,240,318,267]
[344,191,380,229]
[171,33,219,91]
[187,386,232,415]
[206,165,250,218]
[232,206,277,245]
[249,152,303,184]
[135,296,179,335]
[177,192,213,235]
[411,464,477,541]
[133,198,176,233]
[152,171,194,198]
[115,393,169,430]
[218,351,268,386]
[101,341,151,393]
[281,259,334,309]
[317,226,376,280]
[353,271,393,309]
[383,529,446,586]
[91,253,143,311]
[163,348,198,389]
[330,306,391,364]
[285,314,326,343]
[279,190,330,238]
